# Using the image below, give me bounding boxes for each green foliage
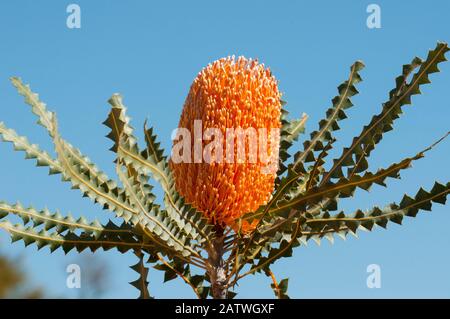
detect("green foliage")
[272,278,289,299]
[277,108,308,177]
[322,43,448,183]
[303,181,450,239]
[0,202,149,253]
[0,122,62,174]
[104,95,214,248]
[230,42,449,283]
[266,270,290,299]
[0,42,448,299]
[130,250,153,299]
[297,60,365,166]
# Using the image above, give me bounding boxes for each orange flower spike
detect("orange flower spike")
[170,56,282,231]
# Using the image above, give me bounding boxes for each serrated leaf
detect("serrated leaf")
[269,150,425,216]
[0,201,137,241]
[322,42,449,184]
[116,165,196,258]
[9,78,133,222]
[10,77,54,133]
[277,110,308,177]
[0,122,62,175]
[293,60,364,169]
[130,250,153,299]
[250,61,365,239]
[116,119,215,245]
[104,94,214,246]
[304,181,449,237]
[267,270,290,299]
[0,220,153,254]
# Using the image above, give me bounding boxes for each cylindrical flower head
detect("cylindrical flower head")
[170,56,282,231]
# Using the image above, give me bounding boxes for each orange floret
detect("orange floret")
[170,56,281,232]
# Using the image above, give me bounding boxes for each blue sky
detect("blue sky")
[0,0,449,298]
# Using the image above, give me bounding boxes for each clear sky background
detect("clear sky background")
[0,0,449,298]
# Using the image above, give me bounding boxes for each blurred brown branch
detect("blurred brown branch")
[0,254,43,299]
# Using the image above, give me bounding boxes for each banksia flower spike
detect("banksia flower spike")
[1,42,449,299]
[170,56,282,231]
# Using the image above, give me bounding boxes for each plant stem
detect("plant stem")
[207,227,228,299]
